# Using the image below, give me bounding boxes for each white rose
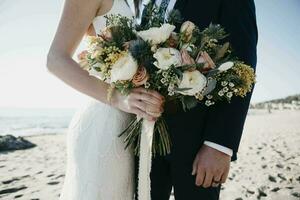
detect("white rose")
[136,24,176,45]
[219,61,234,72]
[153,48,182,70]
[178,70,207,96]
[110,53,138,83]
[89,64,105,81]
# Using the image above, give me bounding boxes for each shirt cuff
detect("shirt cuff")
[204,141,233,157]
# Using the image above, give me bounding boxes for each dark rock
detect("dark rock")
[2,177,20,184]
[292,192,300,198]
[277,173,287,181]
[268,175,277,182]
[14,194,23,198]
[55,174,65,179]
[0,135,36,151]
[0,186,27,195]
[257,187,267,199]
[275,163,284,168]
[47,181,60,185]
[271,187,280,192]
[246,189,255,194]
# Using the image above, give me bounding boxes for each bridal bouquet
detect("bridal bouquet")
[78,6,255,156]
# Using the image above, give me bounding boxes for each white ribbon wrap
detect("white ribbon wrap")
[138,119,155,200]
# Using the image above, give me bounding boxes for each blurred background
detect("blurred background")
[0,0,299,199]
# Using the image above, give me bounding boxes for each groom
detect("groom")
[135,0,258,199]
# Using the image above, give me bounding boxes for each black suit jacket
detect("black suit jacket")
[170,0,258,161]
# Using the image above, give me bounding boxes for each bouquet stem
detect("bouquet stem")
[119,116,171,156]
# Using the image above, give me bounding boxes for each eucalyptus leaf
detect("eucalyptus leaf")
[207,69,220,78]
[203,78,217,96]
[181,96,198,111]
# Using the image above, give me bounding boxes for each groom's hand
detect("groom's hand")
[192,145,231,188]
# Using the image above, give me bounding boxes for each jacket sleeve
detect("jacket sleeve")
[202,0,258,154]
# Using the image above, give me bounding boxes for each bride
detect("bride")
[47,0,164,199]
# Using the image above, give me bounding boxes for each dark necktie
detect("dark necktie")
[159,0,171,19]
[140,0,172,25]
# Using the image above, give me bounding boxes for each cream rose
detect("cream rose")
[110,53,138,83]
[153,48,182,70]
[178,70,207,96]
[136,23,176,45]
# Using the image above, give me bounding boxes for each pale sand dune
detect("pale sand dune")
[0,110,300,200]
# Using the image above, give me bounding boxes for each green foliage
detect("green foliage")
[104,14,136,48]
[114,81,134,95]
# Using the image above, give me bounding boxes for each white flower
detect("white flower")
[221,81,228,86]
[206,95,213,99]
[229,82,235,87]
[226,92,233,98]
[136,23,176,45]
[218,90,224,96]
[110,53,138,83]
[153,48,182,70]
[223,87,229,92]
[205,100,215,106]
[88,63,105,81]
[218,61,234,72]
[178,70,207,96]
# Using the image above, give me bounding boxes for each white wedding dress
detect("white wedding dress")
[59,1,135,199]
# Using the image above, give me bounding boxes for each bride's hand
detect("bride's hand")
[111,87,165,121]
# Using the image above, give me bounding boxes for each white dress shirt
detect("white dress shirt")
[139,0,233,157]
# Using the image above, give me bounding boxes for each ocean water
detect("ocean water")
[0,107,76,136]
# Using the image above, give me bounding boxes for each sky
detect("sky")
[0,0,300,108]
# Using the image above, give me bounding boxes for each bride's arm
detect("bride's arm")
[47,0,164,120]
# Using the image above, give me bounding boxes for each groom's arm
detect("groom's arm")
[202,0,258,160]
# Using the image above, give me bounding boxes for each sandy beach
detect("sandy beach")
[0,110,300,200]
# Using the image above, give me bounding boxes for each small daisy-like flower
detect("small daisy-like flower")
[226,92,233,98]
[205,100,215,106]
[218,90,224,96]
[221,81,228,87]
[168,85,174,92]
[229,82,235,88]
[162,71,168,77]
[223,87,229,92]
[234,89,238,93]
[196,93,204,101]
[168,91,175,96]
[161,78,167,84]
[206,95,213,99]
[145,82,151,89]
[205,100,212,106]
